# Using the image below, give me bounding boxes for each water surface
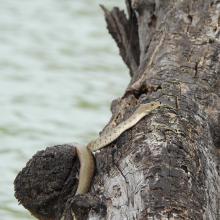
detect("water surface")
[0,0,128,219]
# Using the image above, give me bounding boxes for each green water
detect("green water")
[0,0,128,219]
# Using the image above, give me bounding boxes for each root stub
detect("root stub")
[14,144,79,220]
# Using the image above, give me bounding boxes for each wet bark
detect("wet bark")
[15,0,220,220]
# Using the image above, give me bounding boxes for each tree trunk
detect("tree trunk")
[15,0,220,219]
[85,0,220,219]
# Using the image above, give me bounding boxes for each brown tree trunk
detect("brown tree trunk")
[83,0,220,219]
[15,1,220,219]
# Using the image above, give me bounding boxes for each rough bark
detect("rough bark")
[14,145,79,220]
[14,0,220,220]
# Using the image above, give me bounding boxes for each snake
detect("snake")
[75,101,161,195]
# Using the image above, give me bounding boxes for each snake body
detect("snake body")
[75,101,161,194]
[75,145,95,194]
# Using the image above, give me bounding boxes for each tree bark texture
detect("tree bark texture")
[89,0,220,219]
[14,0,220,220]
